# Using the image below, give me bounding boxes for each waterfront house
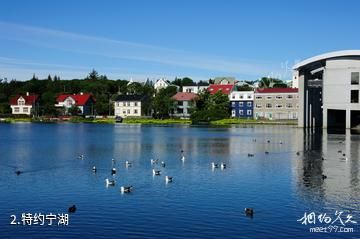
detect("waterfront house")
[55,93,96,116]
[229,91,254,118]
[254,88,299,120]
[207,84,235,95]
[9,92,39,116]
[114,95,146,118]
[182,82,210,94]
[171,92,198,119]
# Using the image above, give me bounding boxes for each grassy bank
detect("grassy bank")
[123,118,191,124]
[211,118,297,126]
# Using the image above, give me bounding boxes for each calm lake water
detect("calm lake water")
[0,123,359,239]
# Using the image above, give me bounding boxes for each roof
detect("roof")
[171,92,198,101]
[183,82,197,87]
[255,88,298,94]
[56,93,95,106]
[197,81,210,86]
[293,50,360,70]
[207,84,234,95]
[115,95,145,101]
[9,94,39,105]
[213,77,237,85]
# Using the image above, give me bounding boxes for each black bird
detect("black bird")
[153,169,161,176]
[68,205,76,213]
[296,152,300,156]
[265,151,269,155]
[267,140,271,143]
[338,150,342,153]
[245,208,254,217]
[322,174,327,180]
[15,170,21,176]
[248,153,254,157]
[342,153,346,157]
[161,161,166,167]
[120,186,133,193]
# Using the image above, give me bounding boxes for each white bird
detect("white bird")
[153,169,161,176]
[211,162,219,169]
[78,154,85,160]
[161,161,166,167]
[125,161,132,167]
[151,159,158,164]
[105,178,115,186]
[181,155,185,161]
[340,157,348,161]
[120,186,133,193]
[111,159,116,174]
[220,162,226,169]
[92,166,97,173]
[165,176,173,183]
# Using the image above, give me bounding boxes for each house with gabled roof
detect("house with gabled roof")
[171,92,198,118]
[9,92,39,116]
[55,93,96,116]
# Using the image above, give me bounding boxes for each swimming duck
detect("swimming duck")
[265,151,269,155]
[120,186,133,193]
[92,166,97,173]
[322,174,327,180]
[211,162,219,169]
[180,155,185,161]
[105,178,115,186]
[161,161,166,167]
[248,153,254,157]
[78,154,85,160]
[151,159,158,164]
[220,162,226,169]
[165,176,173,183]
[125,161,132,167]
[68,205,76,213]
[340,157,348,161]
[15,170,21,176]
[296,152,300,156]
[244,208,254,216]
[153,169,161,176]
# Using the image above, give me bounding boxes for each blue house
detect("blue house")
[229,91,254,118]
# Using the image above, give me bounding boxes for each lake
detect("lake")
[0,123,359,238]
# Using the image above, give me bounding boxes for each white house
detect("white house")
[182,82,210,94]
[114,95,145,118]
[154,78,171,91]
[9,92,39,116]
[55,93,95,115]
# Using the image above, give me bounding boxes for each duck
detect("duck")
[180,155,185,161]
[111,167,116,175]
[153,169,161,176]
[120,186,133,193]
[68,205,76,213]
[340,157,348,161]
[338,150,342,153]
[267,140,271,143]
[211,162,219,169]
[265,151,269,155]
[111,159,116,174]
[105,178,115,186]
[244,208,254,216]
[151,159,158,165]
[92,166,97,173]
[165,176,173,183]
[248,153,254,157]
[15,170,21,176]
[296,152,300,156]
[322,174,327,180]
[220,162,226,169]
[161,161,166,167]
[342,153,346,157]
[125,161,132,167]
[78,154,85,160]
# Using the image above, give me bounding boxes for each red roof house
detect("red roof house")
[171,92,199,101]
[207,84,234,95]
[9,93,39,115]
[55,93,96,115]
[255,88,298,94]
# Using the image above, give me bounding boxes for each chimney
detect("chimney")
[26,92,29,96]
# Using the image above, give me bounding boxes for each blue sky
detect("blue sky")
[0,0,359,82]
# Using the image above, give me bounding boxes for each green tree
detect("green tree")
[258,77,287,88]
[191,91,229,122]
[152,86,178,118]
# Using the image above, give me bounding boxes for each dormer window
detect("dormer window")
[18,98,25,105]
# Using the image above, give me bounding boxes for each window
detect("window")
[276,104,283,108]
[247,110,252,115]
[276,95,283,100]
[123,102,126,106]
[123,110,126,114]
[134,102,138,107]
[240,95,244,99]
[134,109,138,114]
[239,102,243,107]
[232,95,235,99]
[351,72,359,85]
[286,103,293,108]
[127,109,130,114]
[256,104,262,108]
[239,110,244,116]
[266,96,272,100]
[127,102,130,106]
[292,112,297,119]
[247,102,252,107]
[287,95,294,99]
[255,96,262,100]
[23,107,28,112]
[247,95,252,99]
[351,90,359,103]
[14,107,19,112]
[231,110,235,117]
[266,103,272,108]
[231,102,236,107]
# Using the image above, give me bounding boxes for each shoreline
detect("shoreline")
[0,117,297,126]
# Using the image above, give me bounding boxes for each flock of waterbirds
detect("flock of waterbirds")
[11,138,351,217]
